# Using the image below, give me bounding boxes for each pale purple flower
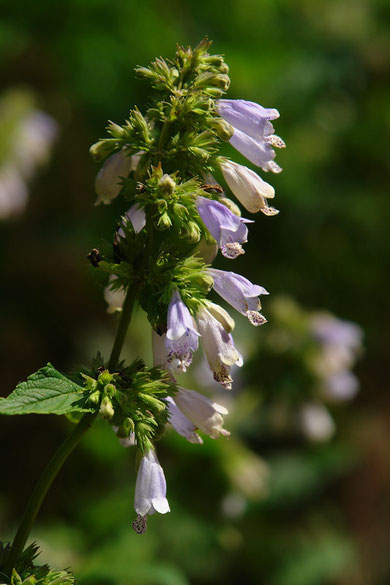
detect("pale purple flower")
[220,160,278,215]
[133,449,170,530]
[165,396,203,444]
[217,99,285,173]
[208,268,268,326]
[0,166,28,219]
[95,150,133,205]
[196,195,253,259]
[118,203,146,236]
[174,387,230,439]
[324,371,359,401]
[310,315,363,354]
[165,290,200,373]
[196,306,243,390]
[310,314,362,397]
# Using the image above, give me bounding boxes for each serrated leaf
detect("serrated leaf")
[0,364,96,416]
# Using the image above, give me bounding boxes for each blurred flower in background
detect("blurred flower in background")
[0,89,57,219]
[244,296,363,442]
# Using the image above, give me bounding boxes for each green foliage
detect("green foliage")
[0,365,95,416]
[0,542,75,585]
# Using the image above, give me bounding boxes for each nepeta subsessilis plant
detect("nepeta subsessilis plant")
[0,39,284,580]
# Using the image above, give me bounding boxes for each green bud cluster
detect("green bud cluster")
[82,361,175,452]
[89,39,230,180]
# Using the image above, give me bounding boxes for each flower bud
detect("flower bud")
[193,237,218,264]
[206,301,235,333]
[157,198,168,213]
[218,63,229,75]
[205,88,224,99]
[211,74,230,90]
[107,120,124,138]
[219,197,241,216]
[116,416,135,438]
[23,577,37,585]
[11,570,22,585]
[158,174,176,196]
[98,370,115,385]
[172,203,188,219]
[190,147,209,160]
[192,272,214,292]
[139,392,166,414]
[157,212,172,230]
[104,383,116,397]
[88,390,101,405]
[89,139,117,162]
[184,221,201,243]
[210,118,235,142]
[99,396,115,420]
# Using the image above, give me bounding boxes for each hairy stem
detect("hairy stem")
[5,280,140,576]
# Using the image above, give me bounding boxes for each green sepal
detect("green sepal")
[0,364,96,416]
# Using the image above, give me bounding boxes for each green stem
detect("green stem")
[5,279,140,577]
[4,412,96,577]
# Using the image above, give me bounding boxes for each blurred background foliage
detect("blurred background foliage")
[0,0,389,584]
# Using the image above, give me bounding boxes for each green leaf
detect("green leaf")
[0,364,96,416]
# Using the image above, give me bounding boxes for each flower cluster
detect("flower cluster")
[89,40,284,531]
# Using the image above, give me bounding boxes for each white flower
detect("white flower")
[196,306,243,390]
[134,449,170,517]
[220,160,278,215]
[174,387,230,439]
[103,275,126,313]
[165,396,203,444]
[299,403,335,442]
[95,150,133,205]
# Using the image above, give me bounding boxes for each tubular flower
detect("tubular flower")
[196,306,243,390]
[165,290,200,373]
[208,268,268,326]
[94,150,133,205]
[217,99,285,173]
[122,203,146,234]
[220,160,278,215]
[104,275,126,313]
[174,387,230,439]
[196,195,253,259]
[165,396,203,444]
[133,449,170,533]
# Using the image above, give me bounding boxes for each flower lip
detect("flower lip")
[196,196,253,259]
[165,290,200,373]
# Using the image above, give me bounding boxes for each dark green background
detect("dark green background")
[1,1,389,584]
